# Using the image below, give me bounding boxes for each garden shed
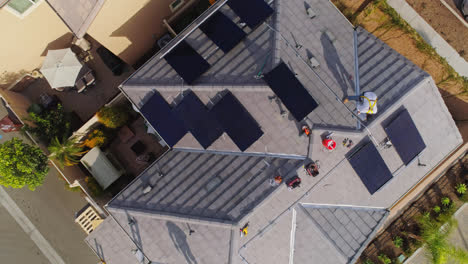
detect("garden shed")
[80,147,123,189]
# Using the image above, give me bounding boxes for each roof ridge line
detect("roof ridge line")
[122,84,273,92]
[300,203,388,211]
[107,204,235,229]
[173,147,306,160]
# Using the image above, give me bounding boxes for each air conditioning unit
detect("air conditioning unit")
[169,0,185,12]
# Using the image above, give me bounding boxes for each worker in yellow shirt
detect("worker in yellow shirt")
[343,91,378,115]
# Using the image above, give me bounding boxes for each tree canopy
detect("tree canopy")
[24,104,71,144]
[96,106,129,129]
[48,137,86,167]
[0,138,49,190]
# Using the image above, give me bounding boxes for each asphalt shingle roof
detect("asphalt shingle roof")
[295,204,388,263]
[109,150,303,223]
[86,0,463,263]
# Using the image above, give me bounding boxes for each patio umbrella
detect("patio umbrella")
[40,48,83,89]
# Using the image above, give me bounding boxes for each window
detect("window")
[169,0,184,12]
[5,0,41,17]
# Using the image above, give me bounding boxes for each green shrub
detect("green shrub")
[456,183,466,195]
[363,259,375,264]
[441,197,451,207]
[48,137,86,167]
[96,106,129,129]
[393,236,404,248]
[84,176,104,197]
[24,104,71,144]
[378,254,392,264]
[433,205,441,214]
[83,129,108,148]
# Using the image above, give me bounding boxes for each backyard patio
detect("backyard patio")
[108,116,168,180]
[12,35,133,122]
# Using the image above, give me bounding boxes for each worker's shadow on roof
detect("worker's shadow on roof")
[320,32,353,99]
[166,222,198,264]
[92,238,105,261]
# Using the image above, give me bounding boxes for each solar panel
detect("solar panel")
[164,40,210,84]
[385,109,426,165]
[211,92,263,151]
[349,142,393,194]
[140,92,187,147]
[173,92,224,149]
[263,62,319,121]
[227,0,274,29]
[199,11,247,53]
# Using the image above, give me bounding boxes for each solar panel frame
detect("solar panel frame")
[227,0,274,29]
[348,142,393,194]
[140,92,187,147]
[173,92,224,149]
[199,11,247,53]
[164,40,210,84]
[211,92,263,151]
[385,109,426,165]
[263,62,319,121]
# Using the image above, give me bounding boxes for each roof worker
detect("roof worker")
[343,91,378,115]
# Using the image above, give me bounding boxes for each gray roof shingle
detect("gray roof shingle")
[86,0,462,263]
[109,150,303,223]
[296,204,388,263]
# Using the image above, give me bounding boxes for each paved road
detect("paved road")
[0,167,99,264]
[0,203,49,263]
[406,203,468,264]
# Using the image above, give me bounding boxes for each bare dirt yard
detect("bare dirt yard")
[406,0,468,61]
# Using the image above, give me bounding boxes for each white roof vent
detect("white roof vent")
[309,57,320,68]
[143,185,152,194]
[325,29,336,43]
[306,8,316,19]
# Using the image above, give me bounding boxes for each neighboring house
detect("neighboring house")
[85,0,463,263]
[0,0,71,88]
[0,0,191,88]
[85,0,191,66]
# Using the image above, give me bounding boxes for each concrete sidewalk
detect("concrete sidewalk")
[405,203,468,264]
[387,0,468,77]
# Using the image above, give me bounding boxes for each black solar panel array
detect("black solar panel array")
[385,109,426,165]
[227,0,274,29]
[349,142,393,194]
[199,11,247,53]
[141,91,263,151]
[211,92,263,151]
[164,40,210,84]
[173,92,224,149]
[263,62,319,121]
[140,92,187,147]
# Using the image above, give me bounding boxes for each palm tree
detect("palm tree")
[419,213,468,264]
[48,137,87,167]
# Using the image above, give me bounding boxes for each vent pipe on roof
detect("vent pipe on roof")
[142,185,152,194]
